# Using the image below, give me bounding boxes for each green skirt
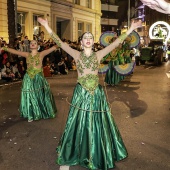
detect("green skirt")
[56,83,127,170]
[19,72,57,121]
[105,61,124,85]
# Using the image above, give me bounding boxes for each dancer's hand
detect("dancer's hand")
[140,0,170,14]
[130,20,142,30]
[38,17,52,34]
[38,17,49,27]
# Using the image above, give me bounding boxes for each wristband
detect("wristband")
[118,33,128,42]
[2,46,8,52]
[50,32,61,47]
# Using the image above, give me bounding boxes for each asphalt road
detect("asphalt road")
[0,62,170,170]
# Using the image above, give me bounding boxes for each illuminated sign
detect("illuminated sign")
[149,21,170,43]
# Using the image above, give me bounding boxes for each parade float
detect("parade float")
[140,21,170,65]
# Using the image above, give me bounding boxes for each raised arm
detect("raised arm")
[0,46,28,58]
[140,0,170,14]
[37,18,79,59]
[97,20,142,60]
[40,45,58,58]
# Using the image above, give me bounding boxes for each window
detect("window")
[109,0,116,5]
[78,22,84,38]
[33,14,43,36]
[101,0,116,5]
[77,22,92,40]
[102,11,117,19]
[86,23,92,32]
[17,12,26,35]
[86,0,91,8]
[73,0,80,5]
[101,0,107,3]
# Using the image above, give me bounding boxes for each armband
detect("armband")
[2,46,8,52]
[118,33,128,42]
[49,32,61,47]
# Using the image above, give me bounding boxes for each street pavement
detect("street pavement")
[0,61,170,170]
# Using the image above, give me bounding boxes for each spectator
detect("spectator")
[38,41,45,52]
[53,48,62,65]
[12,62,21,79]
[23,36,30,52]
[0,40,8,68]
[58,58,68,75]
[71,59,76,70]
[39,31,45,42]
[50,62,59,75]
[133,47,140,65]
[1,61,15,81]
[43,57,51,67]
[64,56,72,70]
[43,63,52,77]
[18,60,26,79]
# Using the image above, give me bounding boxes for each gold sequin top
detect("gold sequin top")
[26,53,42,78]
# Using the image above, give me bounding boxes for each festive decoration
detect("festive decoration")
[149,21,170,44]
[99,31,117,47]
[126,31,140,48]
[113,62,136,76]
[98,64,109,74]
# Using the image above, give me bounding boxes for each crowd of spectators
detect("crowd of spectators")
[0,34,104,82]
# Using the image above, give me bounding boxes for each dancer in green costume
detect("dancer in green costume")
[38,17,142,170]
[0,40,57,122]
[123,41,132,64]
[105,43,125,86]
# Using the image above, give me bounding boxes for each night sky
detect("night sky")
[116,0,136,26]
[116,1,129,26]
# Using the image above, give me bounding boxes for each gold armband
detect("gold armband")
[50,32,61,47]
[2,46,8,52]
[118,33,128,42]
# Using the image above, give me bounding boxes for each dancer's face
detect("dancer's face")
[81,32,94,48]
[30,40,38,49]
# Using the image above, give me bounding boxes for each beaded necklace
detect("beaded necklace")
[77,51,99,74]
[26,53,41,78]
[27,53,40,68]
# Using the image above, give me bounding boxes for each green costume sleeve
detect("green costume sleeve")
[101,53,110,62]
[49,32,61,47]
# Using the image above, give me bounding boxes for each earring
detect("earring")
[81,44,84,50]
[92,45,94,51]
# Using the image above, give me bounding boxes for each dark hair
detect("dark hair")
[79,32,94,42]
[14,38,18,42]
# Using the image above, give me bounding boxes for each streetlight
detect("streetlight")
[128,0,130,28]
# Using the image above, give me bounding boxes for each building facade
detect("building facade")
[100,0,119,33]
[134,0,170,45]
[135,0,170,35]
[0,0,102,42]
